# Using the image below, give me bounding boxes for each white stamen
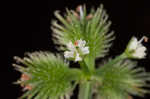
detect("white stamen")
[138,36,146,43]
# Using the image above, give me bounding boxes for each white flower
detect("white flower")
[76,39,86,47]
[64,51,74,58]
[64,39,89,61]
[127,36,147,59]
[75,53,82,61]
[66,42,76,51]
[81,46,89,55]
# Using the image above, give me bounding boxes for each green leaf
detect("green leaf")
[94,59,150,99]
[13,51,80,99]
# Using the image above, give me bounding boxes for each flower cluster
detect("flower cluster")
[64,39,89,61]
[125,36,147,59]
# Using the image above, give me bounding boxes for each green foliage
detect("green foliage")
[13,52,80,99]
[94,58,150,99]
[13,4,150,99]
[52,5,115,70]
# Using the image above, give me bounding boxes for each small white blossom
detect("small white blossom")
[64,39,89,61]
[66,42,76,51]
[76,39,86,48]
[64,51,74,58]
[75,53,82,61]
[127,36,147,59]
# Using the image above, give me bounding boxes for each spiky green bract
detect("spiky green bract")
[95,59,150,99]
[51,4,115,70]
[13,52,81,99]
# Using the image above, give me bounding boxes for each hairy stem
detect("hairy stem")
[78,81,92,99]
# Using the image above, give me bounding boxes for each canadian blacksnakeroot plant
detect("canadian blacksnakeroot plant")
[13,4,150,99]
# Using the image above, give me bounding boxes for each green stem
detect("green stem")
[78,81,92,99]
[79,61,90,75]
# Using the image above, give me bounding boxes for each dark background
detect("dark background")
[6,0,150,99]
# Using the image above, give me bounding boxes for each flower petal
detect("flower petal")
[75,53,82,61]
[132,46,146,58]
[128,37,138,50]
[67,42,76,51]
[136,46,146,52]
[77,39,86,48]
[64,51,74,58]
[133,52,146,58]
[81,47,89,55]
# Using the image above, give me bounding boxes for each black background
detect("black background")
[6,0,150,99]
